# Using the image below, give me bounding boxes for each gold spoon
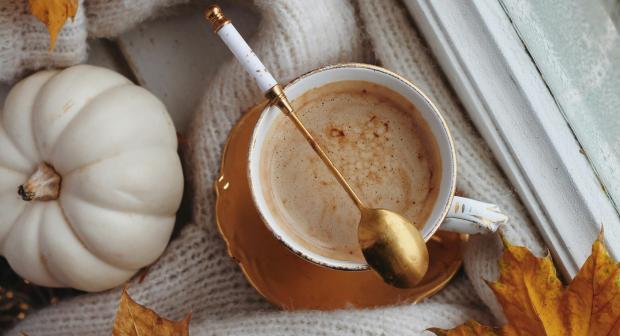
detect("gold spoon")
[205,5,428,288]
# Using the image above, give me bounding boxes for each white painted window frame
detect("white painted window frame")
[405,0,620,278]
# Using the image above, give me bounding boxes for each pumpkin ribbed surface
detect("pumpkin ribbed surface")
[0,65,183,292]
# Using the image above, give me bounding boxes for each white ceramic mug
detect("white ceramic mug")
[247,63,507,271]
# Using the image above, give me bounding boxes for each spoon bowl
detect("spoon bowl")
[358,208,429,288]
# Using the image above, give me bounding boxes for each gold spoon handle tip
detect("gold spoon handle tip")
[205,5,230,32]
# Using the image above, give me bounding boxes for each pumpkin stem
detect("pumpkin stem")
[18,163,61,201]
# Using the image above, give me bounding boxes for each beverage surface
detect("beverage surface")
[260,80,441,262]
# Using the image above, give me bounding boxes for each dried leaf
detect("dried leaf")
[28,0,78,50]
[430,232,620,336]
[429,320,498,335]
[491,241,565,335]
[112,288,191,336]
[564,232,620,335]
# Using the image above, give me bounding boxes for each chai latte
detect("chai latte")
[260,81,441,263]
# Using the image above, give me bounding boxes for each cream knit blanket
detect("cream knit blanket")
[2,0,544,334]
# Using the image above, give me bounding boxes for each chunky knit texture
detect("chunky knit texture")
[0,0,191,82]
[3,0,544,334]
[85,0,190,37]
[0,0,87,82]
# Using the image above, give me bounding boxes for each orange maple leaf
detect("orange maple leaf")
[429,320,497,335]
[28,0,78,50]
[112,288,191,336]
[430,232,620,335]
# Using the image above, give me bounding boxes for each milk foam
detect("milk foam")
[261,81,441,263]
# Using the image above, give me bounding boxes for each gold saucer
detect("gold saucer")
[214,102,467,310]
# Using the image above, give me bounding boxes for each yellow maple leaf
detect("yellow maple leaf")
[563,232,620,335]
[28,0,78,50]
[429,320,498,335]
[430,232,620,336]
[112,288,191,336]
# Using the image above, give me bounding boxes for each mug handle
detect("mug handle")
[439,196,508,234]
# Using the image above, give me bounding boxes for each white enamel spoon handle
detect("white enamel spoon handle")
[205,5,277,92]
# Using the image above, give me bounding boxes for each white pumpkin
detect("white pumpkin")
[0,65,183,292]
